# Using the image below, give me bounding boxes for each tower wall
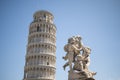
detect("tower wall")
[23,10,56,80]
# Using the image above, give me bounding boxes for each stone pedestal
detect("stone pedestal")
[68,70,95,80]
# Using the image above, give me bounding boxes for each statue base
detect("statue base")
[85,78,95,80]
[68,70,95,80]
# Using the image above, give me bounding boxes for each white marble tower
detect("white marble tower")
[23,10,56,80]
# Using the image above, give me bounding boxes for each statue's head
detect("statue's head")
[68,37,75,44]
[84,47,91,54]
[73,35,82,43]
[76,54,83,61]
[68,35,82,44]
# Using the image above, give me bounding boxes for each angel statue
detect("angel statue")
[63,35,83,71]
[63,35,96,80]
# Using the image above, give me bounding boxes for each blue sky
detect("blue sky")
[0,0,120,80]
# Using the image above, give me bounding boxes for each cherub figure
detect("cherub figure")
[82,46,96,76]
[63,37,76,71]
[73,54,84,71]
[82,46,91,70]
[63,36,83,71]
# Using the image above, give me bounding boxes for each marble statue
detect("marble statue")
[63,35,96,80]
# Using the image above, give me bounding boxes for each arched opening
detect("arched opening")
[47,62,49,65]
[43,14,46,18]
[37,26,39,32]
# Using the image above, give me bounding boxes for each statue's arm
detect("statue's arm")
[72,45,81,51]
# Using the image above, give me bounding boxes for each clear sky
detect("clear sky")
[0,0,120,80]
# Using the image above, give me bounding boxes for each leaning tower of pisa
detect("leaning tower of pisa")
[23,10,56,80]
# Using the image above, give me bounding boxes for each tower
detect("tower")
[23,10,56,80]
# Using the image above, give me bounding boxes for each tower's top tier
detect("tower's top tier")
[33,10,54,23]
